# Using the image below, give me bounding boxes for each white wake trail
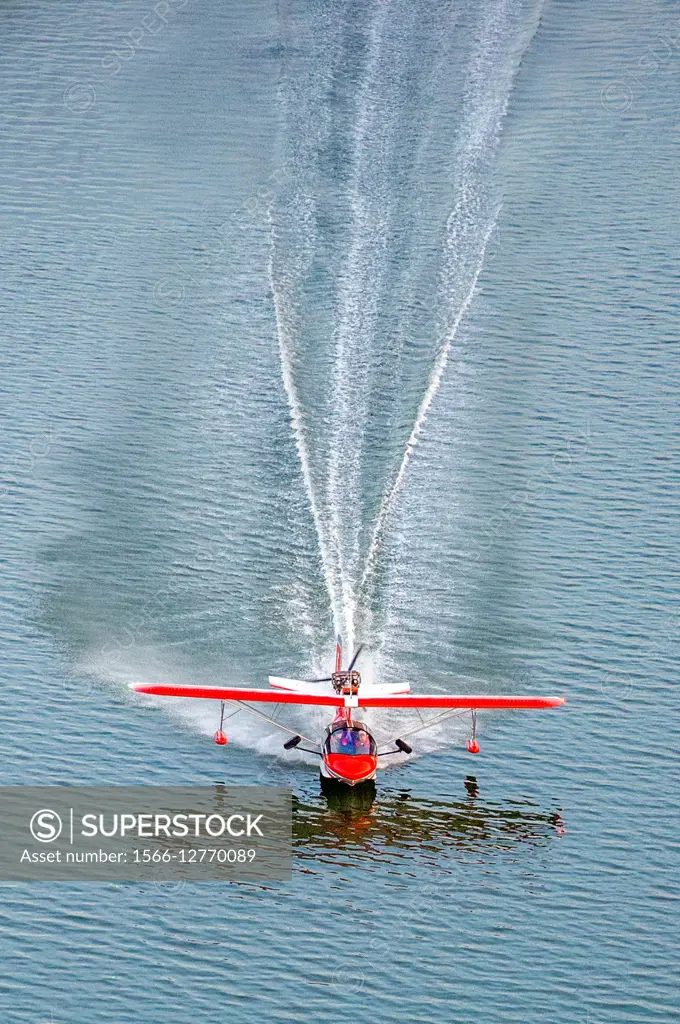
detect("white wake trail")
[327,0,395,651]
[266,7,349,639]
[360,0,545,599]
[360,215,497,595]
[268,231,343,634]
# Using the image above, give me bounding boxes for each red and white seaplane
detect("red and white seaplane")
[131,640,565,787]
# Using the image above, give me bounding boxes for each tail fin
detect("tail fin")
[335,635,342,673]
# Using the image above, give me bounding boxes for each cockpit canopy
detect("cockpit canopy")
[325,723,376,756]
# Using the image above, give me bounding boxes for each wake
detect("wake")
[268,236,342,633]
[327,0,395,652]
[269,0,546,655]
[360,0,540,601]
[360,214,498,599]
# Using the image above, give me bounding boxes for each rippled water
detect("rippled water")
[1,1,679,1022]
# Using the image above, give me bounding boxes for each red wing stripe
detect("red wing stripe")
[357,695,565,709]
[131,684,342,706]
[131,684,564,710]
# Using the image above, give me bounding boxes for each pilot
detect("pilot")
[336,727,356,753]
[355,730,369,753]
[342,728,356,753]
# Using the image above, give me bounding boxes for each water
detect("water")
[1,1,679,1021]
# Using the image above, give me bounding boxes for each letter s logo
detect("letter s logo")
[30,809,63,843]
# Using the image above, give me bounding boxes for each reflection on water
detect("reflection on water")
[293,779,565,868]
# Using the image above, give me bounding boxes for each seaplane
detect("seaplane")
[131,639,565,788]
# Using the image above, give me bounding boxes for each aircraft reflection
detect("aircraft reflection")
[292,777,565,865]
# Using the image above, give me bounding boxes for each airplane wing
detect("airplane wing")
[357,695,565,709]
[130,683,341,706]
[131,683,563,710]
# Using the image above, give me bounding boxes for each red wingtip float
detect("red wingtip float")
[130,642,565,788]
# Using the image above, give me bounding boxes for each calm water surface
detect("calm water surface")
[1,1,678,1022]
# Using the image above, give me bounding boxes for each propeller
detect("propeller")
[347,645,363,671]
[302,643,363,682]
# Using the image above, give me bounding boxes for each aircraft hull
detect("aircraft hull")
[320,755,377,786]
[320,764,377,792]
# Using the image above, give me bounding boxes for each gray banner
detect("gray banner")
[0,786,291,881]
